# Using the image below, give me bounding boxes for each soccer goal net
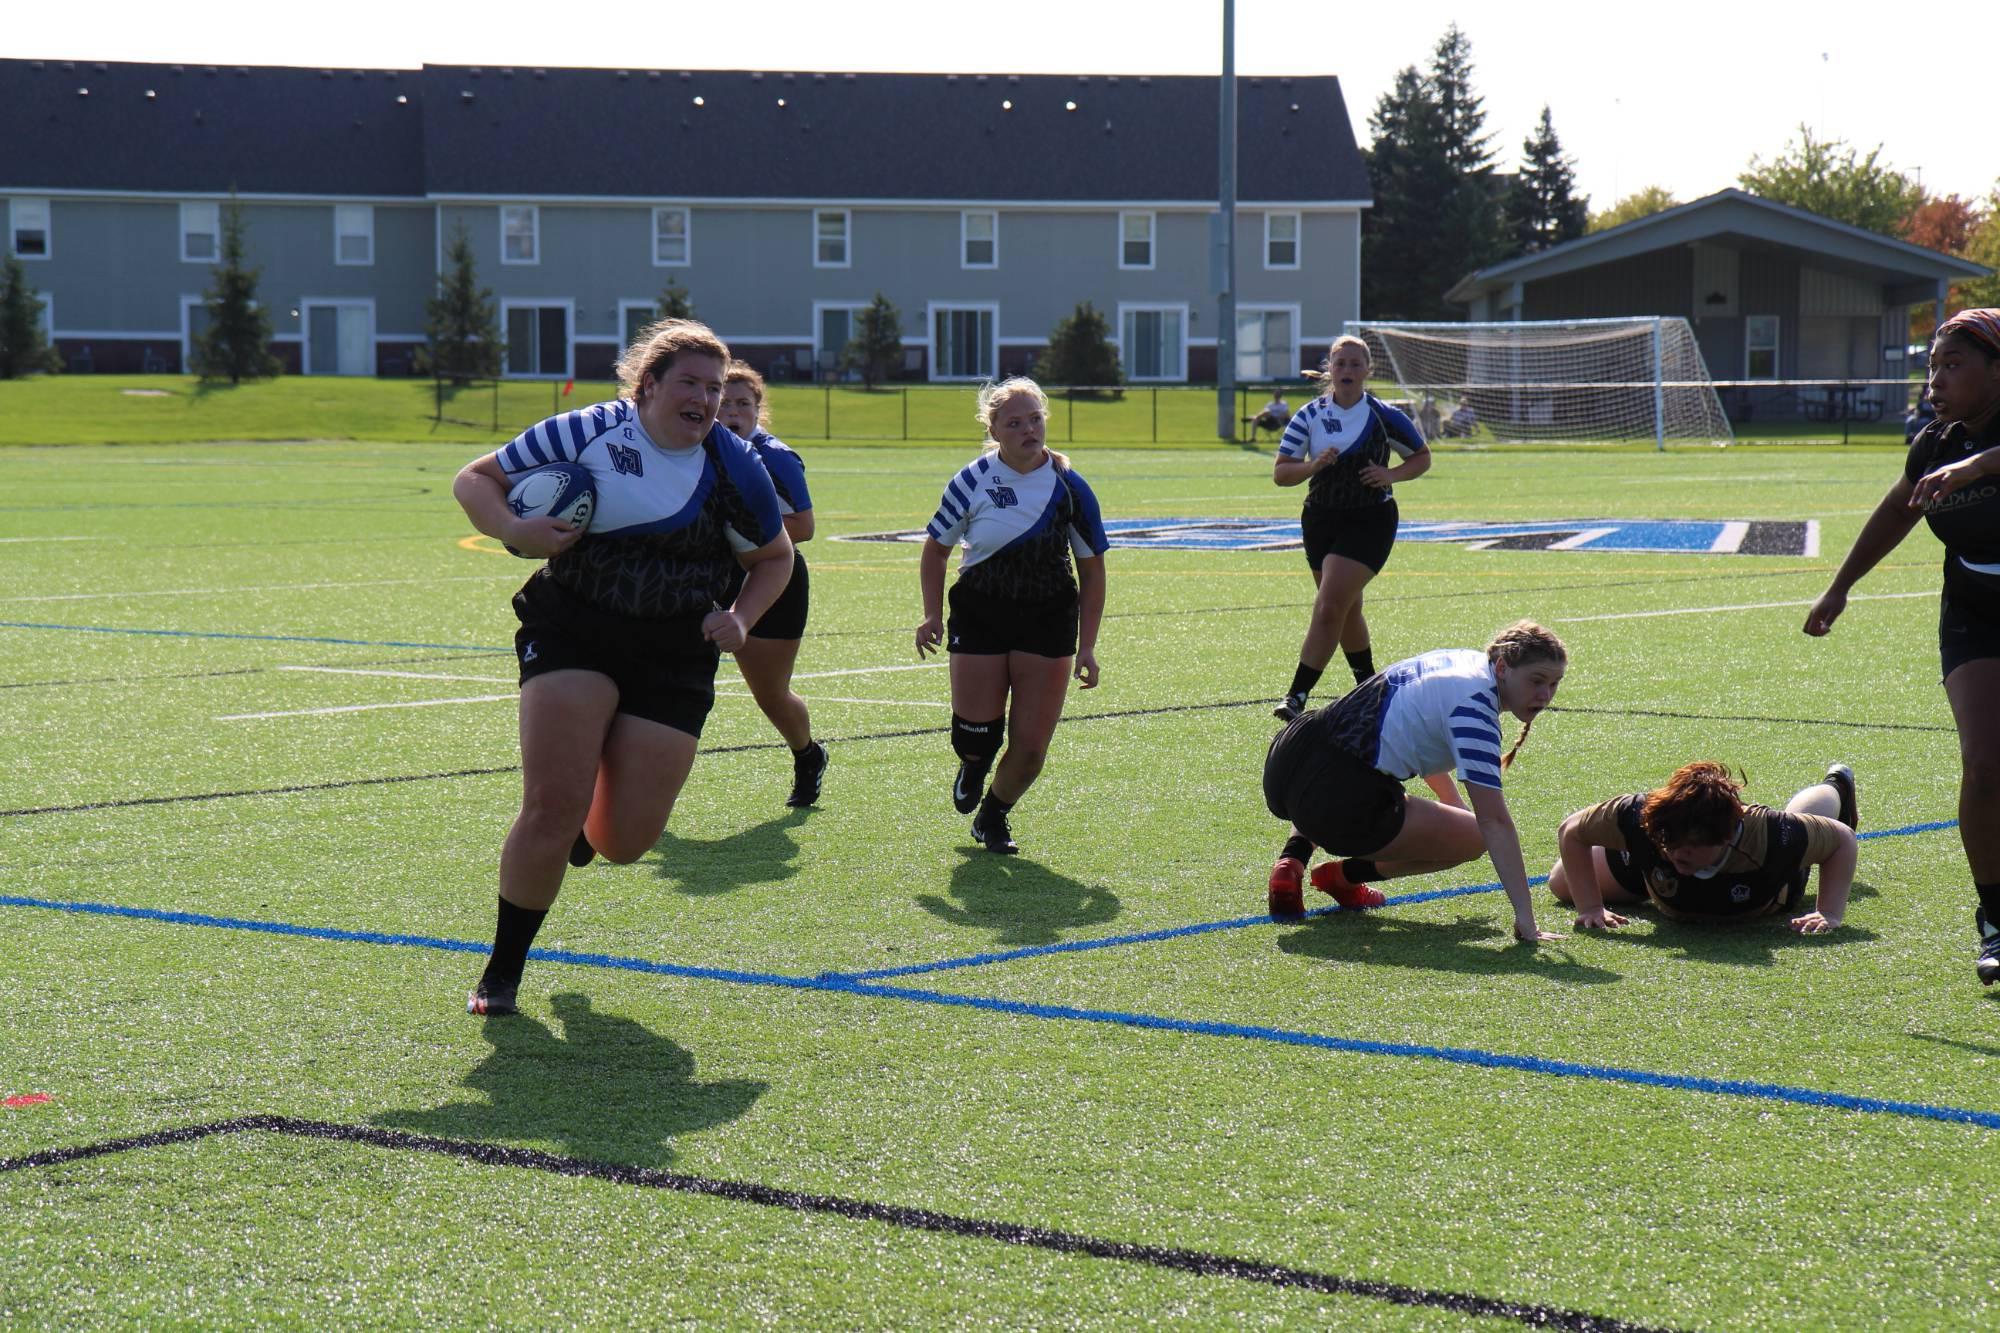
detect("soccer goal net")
[1344,318,1734,447]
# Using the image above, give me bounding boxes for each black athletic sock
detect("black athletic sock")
[792,741,819,760]
[1281,833,1315,863]
[481,896,548,988]
[1286,663,1324,702]
[1341,858,1383,884]
[1979,883,2000,928]
[1344,648,1376,685]
[977,792,1015,820]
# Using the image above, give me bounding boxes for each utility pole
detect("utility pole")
[1214,0,1238,440]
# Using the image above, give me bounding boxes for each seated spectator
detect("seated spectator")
[1440,402,1479,438]
[1251,391,1292,439]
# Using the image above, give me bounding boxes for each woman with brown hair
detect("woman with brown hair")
[452,319,792,1016]
[1263,621,1568,942]
[1547,763,1859,933]
[718,360,828,807]
[1805,309,2000,977]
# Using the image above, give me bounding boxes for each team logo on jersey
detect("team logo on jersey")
[836,517,1819,557]
[986,485,1019,509]
[609,441,644,477]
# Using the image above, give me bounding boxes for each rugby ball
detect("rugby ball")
[503,462,596,557]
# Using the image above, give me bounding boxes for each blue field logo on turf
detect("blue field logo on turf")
[838,517,1820,557]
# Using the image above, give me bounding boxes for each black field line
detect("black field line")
[0,1115,1682,1332]
[1553,705,1955,735]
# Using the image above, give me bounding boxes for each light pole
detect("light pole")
[1215,0,1238,440]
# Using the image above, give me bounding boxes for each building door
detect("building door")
[305,303,373,376]
[505,304,571,378]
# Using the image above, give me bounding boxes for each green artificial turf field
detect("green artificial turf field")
[1,426,1990,1329]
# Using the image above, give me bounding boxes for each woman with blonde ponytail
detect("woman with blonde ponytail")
[1262,621,1568,941]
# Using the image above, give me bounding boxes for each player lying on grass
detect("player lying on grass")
[451,319,791,1017]
[1806,308,2000,982]
[1546,761,1860,934]
[1263,621,1568,942]
[915,377,1109,855]
[717,360,828,808]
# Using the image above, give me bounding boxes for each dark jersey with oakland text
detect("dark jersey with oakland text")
[1276,393,1427,512]
[1907,418,2000,617]
[1583,795,1833,920]
[492,403,784,620]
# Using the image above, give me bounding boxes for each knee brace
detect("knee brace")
[951,714,1004,766]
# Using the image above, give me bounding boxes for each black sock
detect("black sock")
[978,791,1015,819]
[482,897,548,988]
[1287,663,1324,701]
[1344,648,1375,684]
[1979,883,2000,925]
[1281,833,1315,863]
[792,741,819,759]
[1341,858,1382,883]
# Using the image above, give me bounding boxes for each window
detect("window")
[653,207,689,266]
[1746,315,1779,379]
[814,302,868,381]
[1236,306,1299,381]
[621,300,660,348]
[930,304,997,381]
[1119,305,1187,382]
[1119,211,1155,269]
[961,210,997,269]
[1265,212,1300,269]
[501,205,539,265]
[334,204,373,265]
[814,209,850,267]
[503,302,571,378]
[11,198,49,259]
[181,202,220,262]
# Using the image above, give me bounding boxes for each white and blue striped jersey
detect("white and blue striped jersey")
[492,399,784,619]
[1277,393,1426,510]
[926,453,1110,602]
[746,430,812,515]
[1319,649,1507,790]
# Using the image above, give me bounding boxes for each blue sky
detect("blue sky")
[15,0,1991,215]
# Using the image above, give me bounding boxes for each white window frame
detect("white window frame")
[1115,302,1190,383]
[1745,314,1780,379]
[813,209,851,269]
[10,198,51,261]
[619,299,663,350]
[299,295,378,376]
[926,301,1000,383]
[179,293,209,369]
[812,300,870,379]
[1234,302,1304,381]
[180,202,220,264]
[960,209,998,270]
[652,206,691,267]
[1118,210,1155,271]
[500,205,539,266]
[500,298,574,379]
[333,204,374,266]
[1264,211,1301,271]
[38,292,54,341]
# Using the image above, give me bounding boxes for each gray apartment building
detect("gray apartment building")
[0,59,1372,383]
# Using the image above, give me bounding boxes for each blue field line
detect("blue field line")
[8,888,2000,1135]
[832,816,1965,984]
[0,621,497,652]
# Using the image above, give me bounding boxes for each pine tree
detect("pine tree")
[424,222,502,385]
[656,280,695,321]
[1504,106,1589,255]
[193,198,278,384]
[1427,25,1506,288]
[841,293,904,389]
[0,256,61,379]
[1429,24,1496,174]
[1361,67,1458,320]
[1034,302,1122,391]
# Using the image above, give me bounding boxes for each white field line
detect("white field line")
[771,661,946,681]
[218,694,518,721]
[2,573,514,604]
[1547,528,1619,551]
[279,666,516,684]
[0,536,100,544]
[1558,590,1934,624]
[1711,521,1750,554]
[717,690,949,708]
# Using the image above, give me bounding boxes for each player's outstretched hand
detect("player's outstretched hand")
[703,607,748,653]
[1513,924,1566,943]
[1802,588,1846,637]
[1573,908,1629,930]
[915,616,944,658]
[1789,911,1841,934]
[1073,649,1100,689]
[505,516,585,560]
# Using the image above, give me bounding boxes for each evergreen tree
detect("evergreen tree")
[0,256,61,379]
[193,198,278,384]
[1033,301,1122,390]
[424,222,502,385]
[841,293,904,389]
[1587,186,1681,233]
[1504,105,1588,255]
[1429,24,1496,174]
[1738,126,1924,235]
[656,280,695,321]
[1427,25,1506,289]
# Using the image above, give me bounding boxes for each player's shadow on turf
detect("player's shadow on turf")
[916,850,1122,947]
[1908,1031,2000,1056]
[651,808,811,897]
[370,993,765,1168]
[1588,893,1882,967]
[1277,912,1621,984]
